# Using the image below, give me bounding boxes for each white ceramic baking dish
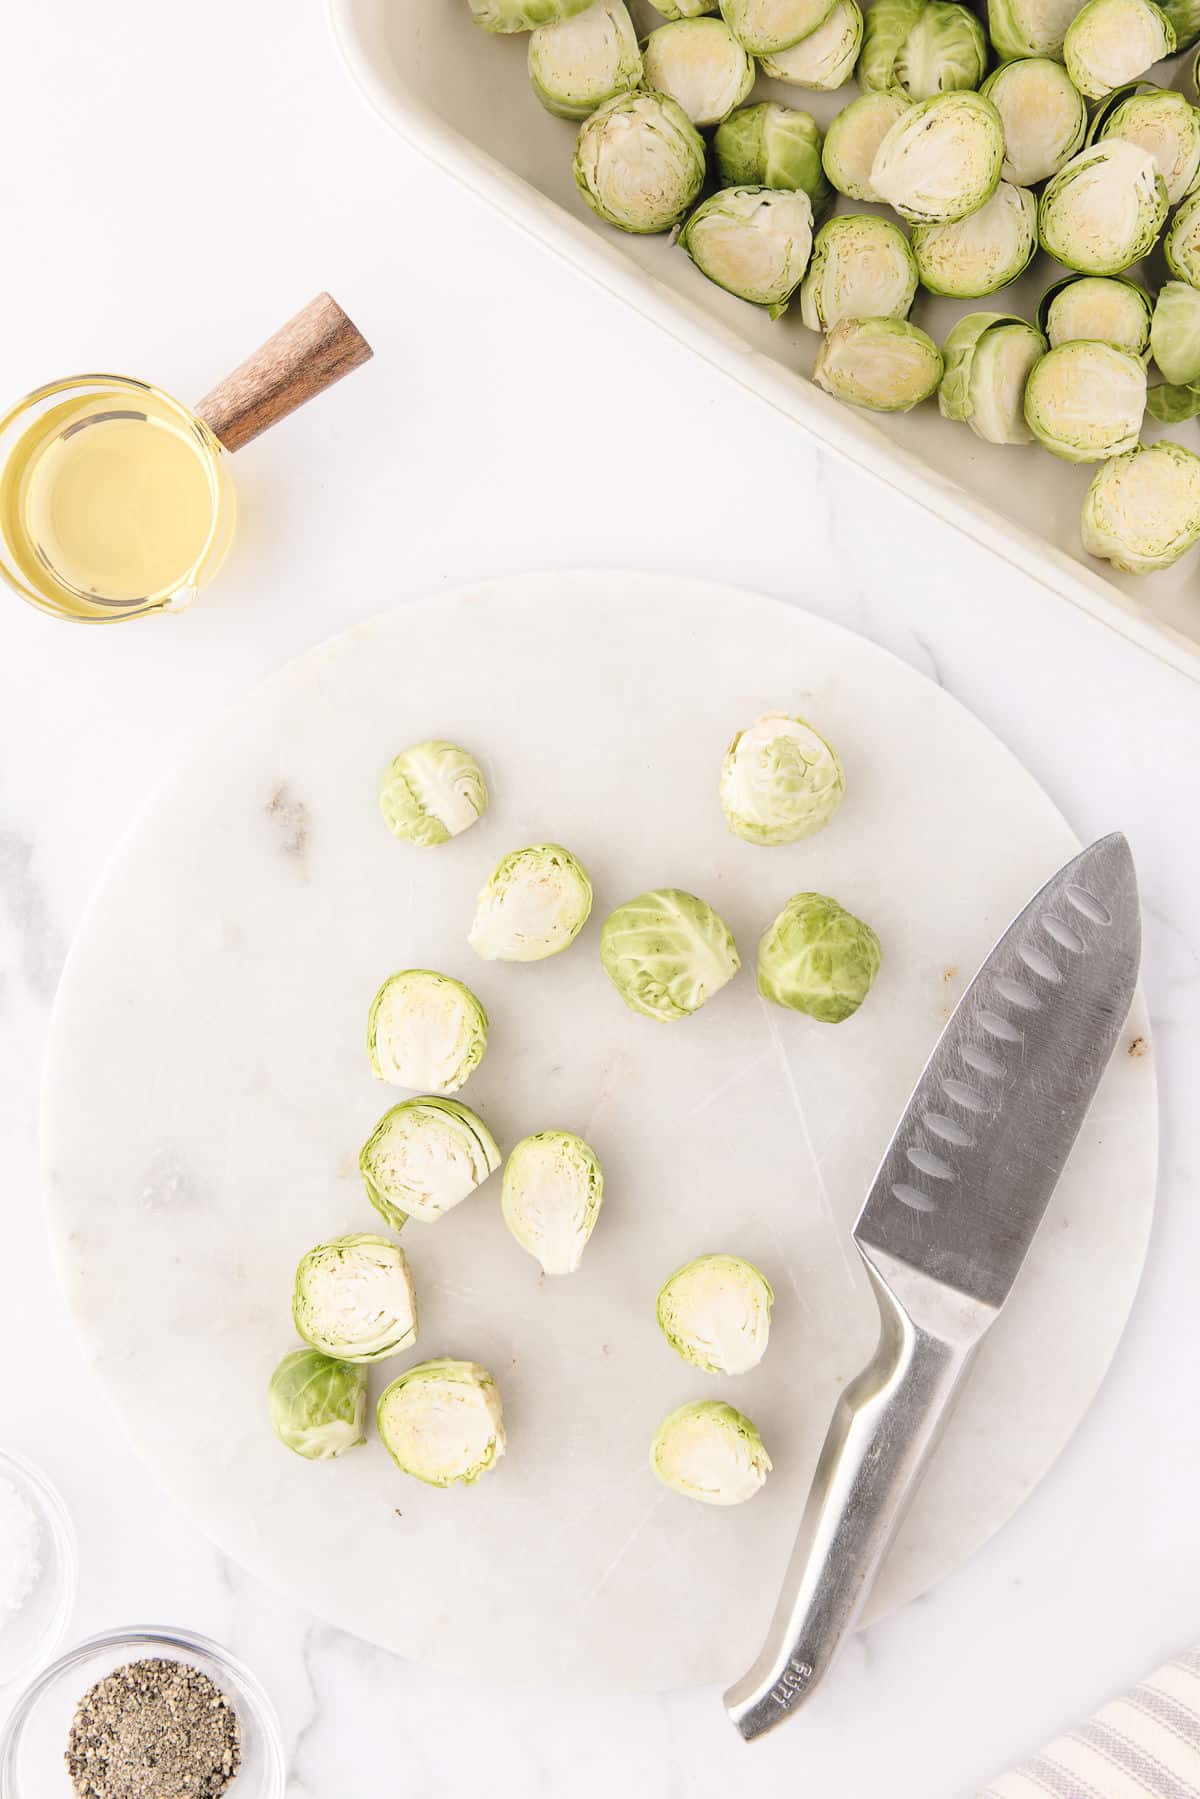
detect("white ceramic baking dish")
[329,0,1200,681]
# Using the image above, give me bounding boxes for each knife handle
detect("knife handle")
[724,1262,980,1742]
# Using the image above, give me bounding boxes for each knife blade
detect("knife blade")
[724,833,1141,1742]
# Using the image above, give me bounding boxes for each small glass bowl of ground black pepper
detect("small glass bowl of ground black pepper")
[0,1627,286,1799]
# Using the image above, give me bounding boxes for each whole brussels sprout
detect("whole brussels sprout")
[680,188,815,317]
[821,92,911,201]
[1165,190,1200,288]
[292,1234,418,1364]
[469,843,592,961]
[657,1254,774,1374]
[912,182,1037,298]
[379,741,487,847]
[1092,85,1200,205]
[1063,0,1175,101]
[719,0,836,55]
[719,711,844,844]
[1151,281,1200,385]
[1038,274,1153,355]
[939,313,1047,445]
[1038,142,1167,275]
[574,91,706,234]
[870,92,1005,225]
[758,0,863,86]
[501,1130,604,1274]
[860,0,987,99]
[986,0,1088,57]
[367,968,488,1095]
[1023,341,1147,462]
[980,59,1088,188]
[799,214,918,331]
[714,104,830,213]
[758,892,882,1021]
[600,889,740,1021]
[641,18,755,126]
[1082,441,1200,571]
[813,318,944,413]
[468,0,592,31]
[650,1400,772,1504]
[528,0,643,118]
[360,1096,501,1230]
[268,1349,368,1461]
[378,1359,506,1487]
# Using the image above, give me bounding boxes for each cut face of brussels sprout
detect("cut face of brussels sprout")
[528,0,643,119]
[939,313,1047,445]
[1024,341,1147,462]
[501,1130,604,1275]
[468,0,592,31]
[798,213,918,330]
[650,1401,772,1504]
[912,182,1037,299]
[1151,281,1200,385]
[718,0,836,57]
[681,188,815,316]
[758,0,863,87]
[714,104,830,212]
[821,92,911,201]
[293,1235,418,1364]
[1095,87,1200,205]
[657,1255,774,1374]
[600,889,740,1021]
[378,1360,506,1487]
[987,0,1089,57]
[367,969,488,1095]
[1063,0,1175,101]
[574,91,706,234]
[813,318,944,413]
[468,842,592,962]
[269,1349,368,1461]
[379,741,487,847]
[641,19,755,126]
[981,59,1088,188]
[758,891,882,1020]
[892,1,987,98]
[1038,142,1167,276]
[1039,275,1153,354]
[719,712,843,844]
[360,1097,501,1229]
[1082,440,1200,569]
[870,92,1005,225]
[1165,190,1200,287]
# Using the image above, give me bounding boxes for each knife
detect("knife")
[725,832,1141,1742]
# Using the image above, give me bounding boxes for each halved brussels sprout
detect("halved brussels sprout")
[600,889,740,1021]
[1151,281,1200,385]
[574,91,706,234]
[468,842,592,962]
[719,0,835,56]
[714,104,830,212]
[987,0,1088,57]
[293,1234,418,1364]
[860,0,987,99]
[1038,274,1153,355]
[360,1097,501,1230]
[368,969,488,1094]
[798,214,918,331]
[377,1359,506,1487]
[1093,86,1200,205]
[821,92,911,201]
[379,741,487,847]
[501,1130,604,1274]
[758,0,863,86]
[1063,0,1175,101]
[758,891,882,1020]
[813,318,944,413]
[980,59,1088,187]
[641,18,755,126]
[1023,340,1147,461]
[650,1400,772,1505]
[939,313,1047,444]
[1038,142,1167,275]
[529,0,643,118]
[1082,440,1200,570]
[268,1348,368,1461]
[657,1254,774,1374]
[719,712,844,844]
[1166,190,1200,287]
[870,92,1005,225]
[468,0,591,31]
[912,182,1037,298]
[680,188,814,316]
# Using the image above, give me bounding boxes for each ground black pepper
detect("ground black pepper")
[65,1657,242,1799]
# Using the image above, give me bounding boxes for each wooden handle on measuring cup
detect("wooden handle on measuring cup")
[194,293,373,453]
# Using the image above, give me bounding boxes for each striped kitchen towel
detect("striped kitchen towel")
[982,1649,1200,1799]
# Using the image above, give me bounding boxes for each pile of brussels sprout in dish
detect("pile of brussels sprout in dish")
[468,0,1200,576]
[268,714,881,1505]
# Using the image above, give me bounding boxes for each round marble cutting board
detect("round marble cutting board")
[42,572,1156,1694]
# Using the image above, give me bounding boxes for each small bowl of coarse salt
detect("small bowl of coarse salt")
[0,1453,76,1688]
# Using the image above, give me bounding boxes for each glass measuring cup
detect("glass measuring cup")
[0,293,371,623]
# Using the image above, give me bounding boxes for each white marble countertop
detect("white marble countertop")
[1,2,1198,1792]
